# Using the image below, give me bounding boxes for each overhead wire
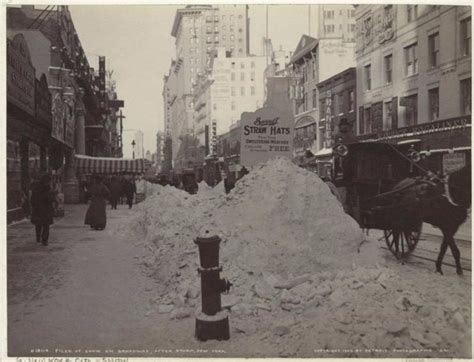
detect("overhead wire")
[27,5,50,29]
[36,5,56,30]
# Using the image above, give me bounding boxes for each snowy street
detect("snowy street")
[7,160,472,359]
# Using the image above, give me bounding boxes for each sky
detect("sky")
[70,5,312,158]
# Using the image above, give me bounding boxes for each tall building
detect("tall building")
[192,48,267,161]
[355,5,471,174]
[313,5,356,41]
[166,5,249,170]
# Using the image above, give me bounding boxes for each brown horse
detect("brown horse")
[392,165,471,275]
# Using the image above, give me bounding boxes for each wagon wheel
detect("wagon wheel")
[384,223,422,259]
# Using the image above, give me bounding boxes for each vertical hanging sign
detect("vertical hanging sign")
[325,90,332,148]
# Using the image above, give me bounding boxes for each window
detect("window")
[207,36,212,43]
[231,62,235,69]
[385,101,393,129]
[222,15,225,21]
[206,15,211,21]
[215,36,219,42]
[214,15,219,21]
[231,87,235,96]
[231,73,235,81]
[240,62,245,69]
[230,25,234,32]
[351,10,355,17]
[338,93,344,114]
[428,33,439,67]
[404,94,418,126]
[240,87,245,96]
[250,71,255,81]
[214,26,218,33]
[230,35,235,41]
[231,101,235,110]
[303,92,308,112]
[461,78,471,114]
[312,89,317,109]
[241,72,245,81]
[222,25,226,31]
[213,103,217,110]
[364,64,371,90]
[349,90,355,112]
[384,54,393,84]
[207,26,211,33]
[251,86,255,95]
[428,88,439,121]
[405,43,418,76]
[461,17,471,56]
[351,24,355,32]
[364,107,372,134]
[230,15,234,21]
[190,67,194,73]
[222,35,226,41]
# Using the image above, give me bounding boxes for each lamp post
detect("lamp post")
[131,139,136,160]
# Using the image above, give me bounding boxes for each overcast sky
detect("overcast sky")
[70,5,311,158]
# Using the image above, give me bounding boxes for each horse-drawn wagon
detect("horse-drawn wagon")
[331,141,470,275]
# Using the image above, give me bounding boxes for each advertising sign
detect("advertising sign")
[7,34,35,116]
[35,74,52,128]
[51,91,75,148]
[443,152,466,175]
[240,107,294,167]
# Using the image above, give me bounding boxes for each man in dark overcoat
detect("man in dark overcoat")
[30,174,57,245]
[108,176,122,209]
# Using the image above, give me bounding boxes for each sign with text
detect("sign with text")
[240,107,294,167]
[7,34,35,116]
[443,152,466,175]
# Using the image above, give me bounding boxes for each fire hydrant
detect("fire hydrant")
[194,231,232,341]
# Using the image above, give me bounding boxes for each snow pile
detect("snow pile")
[197,180,213,192]
[118,157,471,357]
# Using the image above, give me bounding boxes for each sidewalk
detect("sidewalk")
[422,214,472,241]
[7,203,159,356]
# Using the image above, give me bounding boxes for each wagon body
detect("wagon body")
[332,141,423,258]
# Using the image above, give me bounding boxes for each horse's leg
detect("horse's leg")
[436,237,448,275]
[446,234,463,275]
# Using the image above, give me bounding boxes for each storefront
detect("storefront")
[7,34,44,223]
[359,116,471,176]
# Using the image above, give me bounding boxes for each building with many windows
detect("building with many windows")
[313,5,356,41]
[166,5,249,170]
[355,5,471,174]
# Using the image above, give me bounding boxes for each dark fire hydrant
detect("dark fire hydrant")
[194,231,232,341]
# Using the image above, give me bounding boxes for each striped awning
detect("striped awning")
[75,155,150,174]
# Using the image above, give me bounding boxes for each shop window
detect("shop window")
[404,43,418,76]
[461,17,471,56]
[428,33,439,67]
[461,78,471,114]
[428,88,439,121]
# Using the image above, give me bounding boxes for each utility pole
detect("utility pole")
[131,139,136,160]
[117,110,126,157]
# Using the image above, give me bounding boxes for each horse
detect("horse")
[391,165,471,275]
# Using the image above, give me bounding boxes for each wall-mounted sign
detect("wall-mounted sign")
[240,107,294,167]
[51,90,75,148]
[7,34,35,116]
[443,152,466,175]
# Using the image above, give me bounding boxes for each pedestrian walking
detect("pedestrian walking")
[123,176,137,209]
[108,176,122,209]
[30,174,57,246]
[84,175,111,230]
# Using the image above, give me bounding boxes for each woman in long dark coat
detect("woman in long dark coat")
[84,175,110,230]
[30,174,57,245]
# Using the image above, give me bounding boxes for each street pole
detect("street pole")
[132,139,136,160]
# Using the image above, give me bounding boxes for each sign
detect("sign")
[35,74,52,128]
[325,91,332,147]
[51,90,75,148]
[240,107,294,167]
[7,34,35,116]
[443,153,466,175]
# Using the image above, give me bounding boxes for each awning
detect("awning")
[75,154,151,174]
